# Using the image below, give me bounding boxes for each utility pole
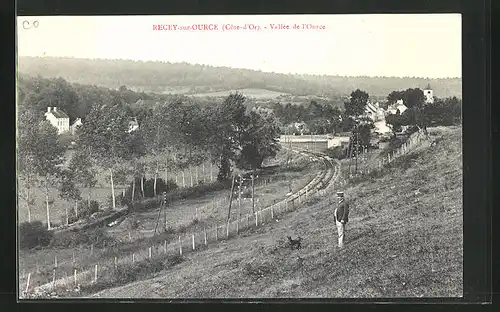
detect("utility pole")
[238,175,242,221]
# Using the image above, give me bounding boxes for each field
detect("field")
[87,126,462,298]
[190,88,288,99]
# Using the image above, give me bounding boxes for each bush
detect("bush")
[50,227,116,249]
[325,146,346,160]
[78,200,100,217]
[19,221,53,250]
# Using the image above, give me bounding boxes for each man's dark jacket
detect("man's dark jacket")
[334,200,349,223]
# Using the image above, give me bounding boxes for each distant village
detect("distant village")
[43,85,435,152]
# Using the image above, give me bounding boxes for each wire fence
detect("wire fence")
[20,152,339,299]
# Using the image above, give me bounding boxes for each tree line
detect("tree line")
[18,87,281,229]
[19,56,462,98]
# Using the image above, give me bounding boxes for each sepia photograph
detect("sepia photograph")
[16,14,462,299]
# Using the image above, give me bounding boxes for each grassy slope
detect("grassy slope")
[18,149,316,289]
[92,126,462,298]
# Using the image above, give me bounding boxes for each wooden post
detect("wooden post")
[73,269,77,286]
[271,205,274,219]
[238,175,242,233]
[72,251,75,265]
[179,236,182,255]
[182,171,186,188]
[164,240,167,254]
[226,220,230,238]
[202,163,206,183]
[210,162,213,182]
[52,269,56,288]
[251,174,255,213]
[195,207,199,220]
[192,234,195,250]
[204,228,207,245]
[149,247,152,259]
[94,264,98,283]
[128,231,132,241]
[132,253,135,263]
[227,175,236,221]
[215,226,218,241]
[91,244,94,255]
[65,204,69,226]
[255,212,258,226]
[190,167,193,187]
[54,255,58,268]
[25,273,31,293]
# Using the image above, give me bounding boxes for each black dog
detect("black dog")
[287,236,302,250]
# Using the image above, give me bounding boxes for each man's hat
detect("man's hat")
[336,191,344,197]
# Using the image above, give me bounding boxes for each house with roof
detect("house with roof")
[70,118,82,135]
[386,99,408,116]
[45,107,70,134]
[364,101,385,121]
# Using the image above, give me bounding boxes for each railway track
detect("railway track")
[24,149,340,297]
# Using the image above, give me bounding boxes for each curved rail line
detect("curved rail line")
[26,149,340,297]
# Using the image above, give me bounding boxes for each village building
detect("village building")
[386,99,408,115]
[44,107,70,134]
[70,118,82,135]
[424,83,434,104]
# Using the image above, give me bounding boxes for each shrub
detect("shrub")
[325,146,346,160]
[50,227,116,249]
[19,221,53,250]
[78,200,100,217]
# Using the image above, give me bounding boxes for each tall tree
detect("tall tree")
[344,89,369,118]
[18,113,65,229]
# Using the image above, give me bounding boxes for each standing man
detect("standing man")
[334,191,349,248]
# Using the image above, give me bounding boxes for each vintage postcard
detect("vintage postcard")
[16,14,462,299]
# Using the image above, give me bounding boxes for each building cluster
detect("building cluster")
[44,106,140,136]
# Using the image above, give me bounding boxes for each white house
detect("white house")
[364,101,385,121]
[70,118,82,135]
[44,107,70,134]
[128,117,139,133]
[424,83,434,104]
[386,100,408,115]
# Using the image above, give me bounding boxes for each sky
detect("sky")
[17,14,462,78]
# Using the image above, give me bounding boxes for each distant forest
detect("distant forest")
[18,56,462,99]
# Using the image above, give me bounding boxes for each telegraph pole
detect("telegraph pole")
[227,175,236,221]
[238,175,242,221]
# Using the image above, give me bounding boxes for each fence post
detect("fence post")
[179,236,182,256]
[255,212,258,226]
[132,253,135,263]
[149,247,152,259]
[192,234,195,250]
[204,228,207,245]
[114,256,118,270]
[271,205,274,219]
[52,269,56,289]
[72,251,75,266]
[73,269,77,286]
[91,244,94,255]
[164,240,167,254]
[94,264,98,283]
[54,255,58,268]
[215,226,218,241]
[25,273,31,294]
[226,220,230,238]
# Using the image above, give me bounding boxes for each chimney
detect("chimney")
[47,107,51,113]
